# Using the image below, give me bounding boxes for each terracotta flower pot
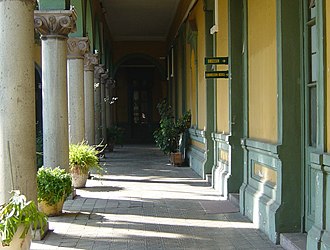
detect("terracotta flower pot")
[170,152,183,166]
[38,198,64,217]
[70,165,89,188]
[0,225,31,250]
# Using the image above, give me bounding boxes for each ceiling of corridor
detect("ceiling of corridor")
[101,0,181,41]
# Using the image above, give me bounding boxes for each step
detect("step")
[229,193,239,208]
[280,233,307,250]
[205,174,212,185]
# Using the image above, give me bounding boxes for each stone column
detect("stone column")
[0,0,36,203]
[100,72,109,144]
[34,10,76,171]
[105,82,111,129]
[94,65,105,144]
[84,53,98,145]
[67,37,89,144]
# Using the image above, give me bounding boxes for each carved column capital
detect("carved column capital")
[34,10,77,40]
[94,64,105,79]
[106,78,116,88]
[101,72,109,84]
[67,37,89,59]
[84,53,99,71]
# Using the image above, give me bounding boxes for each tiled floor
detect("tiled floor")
[31,145,283,250]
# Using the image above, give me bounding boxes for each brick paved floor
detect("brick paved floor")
[31,145,283,250]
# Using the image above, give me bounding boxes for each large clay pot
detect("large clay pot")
[38,198,64,217]
[0,225,31,250]
[170,152,183,166]
[70,165,89,188]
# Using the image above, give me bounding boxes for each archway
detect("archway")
[113,54,167,144]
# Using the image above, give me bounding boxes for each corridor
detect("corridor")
[31,145,282,250]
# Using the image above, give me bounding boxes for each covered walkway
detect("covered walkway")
[31,145,282,250]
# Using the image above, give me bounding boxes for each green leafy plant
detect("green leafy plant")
[36,130,43,169]
[37,167,72,206]
[69,142,104,175]
[153,100,191,154]
[107,126,124,146]
[0,190,47,247]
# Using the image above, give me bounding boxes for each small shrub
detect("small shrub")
[37,167,72,206]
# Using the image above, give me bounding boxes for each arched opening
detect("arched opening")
[113,55,167,144]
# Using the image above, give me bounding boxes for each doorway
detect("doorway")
[303,0,319,232]
[128,67,154,143]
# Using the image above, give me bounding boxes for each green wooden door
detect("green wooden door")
[128,68,154,143]
[303,0,318,232]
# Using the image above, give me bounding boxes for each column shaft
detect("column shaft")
[106,85,111,129]
[35,10,77,171]
[0,0,37,203]
[84,53,98,145]
[94,65,104,144]
[67,37,89,144]
[68,58,85,144]
[101,81,107,144]
[42,38,69,169]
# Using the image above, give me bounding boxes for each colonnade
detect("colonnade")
[0,0,113,202]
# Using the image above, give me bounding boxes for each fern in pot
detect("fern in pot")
[69,142,103,188]
[0,190,47,249]
[37,167,72,216]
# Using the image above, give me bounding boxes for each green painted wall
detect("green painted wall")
[38,0,70,10]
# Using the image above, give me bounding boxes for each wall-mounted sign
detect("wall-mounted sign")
[205,70,229,79]
[204,57,228,65]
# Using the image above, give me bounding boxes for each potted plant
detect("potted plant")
[37,167,72,216]
[69,142,104,188]
[153,100,191,166]
[0,190,47,249]
[106,125,124,152]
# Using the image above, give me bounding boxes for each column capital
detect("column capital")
[84,53,99,71]
[101,72,110,84]
[94,64,105,78]
[67,37,89,59]
[34,10,77,40]
[106,78,116,88]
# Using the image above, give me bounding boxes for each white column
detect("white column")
[84,53,98,145]
[67,37,89,144]
[106,78,116,127]
[94,65,105,144]
[0,0,36,203]
[34,10,76,171]
[100,72,109,144]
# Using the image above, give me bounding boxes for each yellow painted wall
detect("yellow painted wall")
[326,1,330,152]
[167,0,194,46]
[216,0,229,133]
[190,49,197,125]
[186,43,192,122]
[248,0,278,143]
[191,140,206,150]
[176,42,183,116]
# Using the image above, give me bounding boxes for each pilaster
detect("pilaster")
[84,53,98,145]
[67,37,89,144]
[34,10,76,171]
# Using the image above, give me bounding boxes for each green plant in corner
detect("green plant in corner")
[0,190,47,247]
[153,100,191,155]
[37,167,72,206]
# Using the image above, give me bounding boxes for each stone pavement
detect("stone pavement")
[31,145,283,250]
